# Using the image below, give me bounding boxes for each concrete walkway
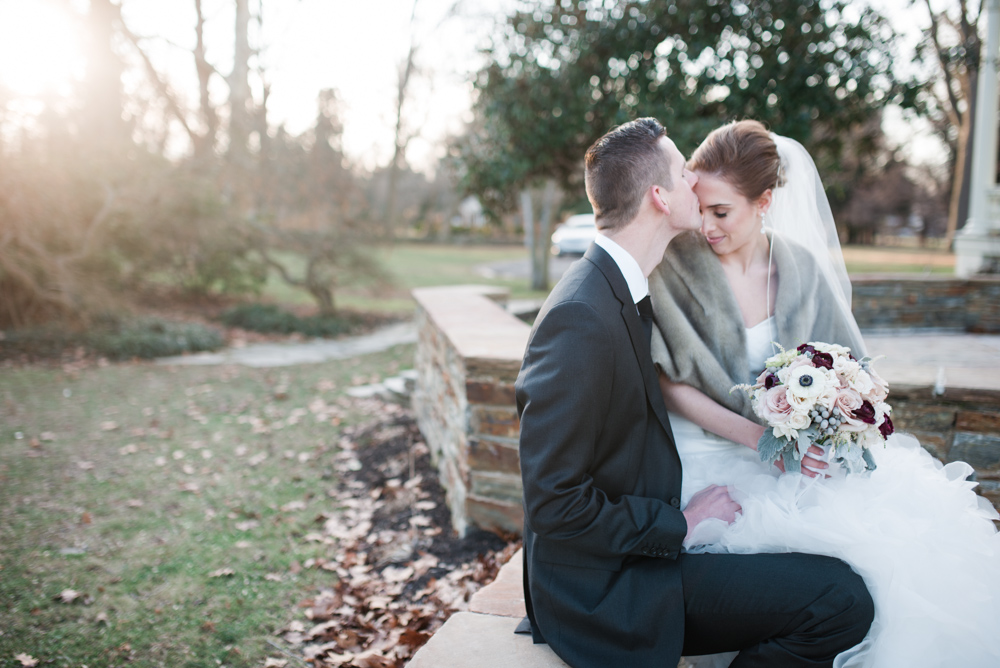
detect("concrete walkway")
[155,321,416,368]
[863,332,1000,391]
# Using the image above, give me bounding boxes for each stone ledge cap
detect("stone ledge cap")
[413,285,530,364]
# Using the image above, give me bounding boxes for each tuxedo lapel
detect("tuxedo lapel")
[584,244,674,440]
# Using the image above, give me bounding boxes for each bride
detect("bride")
[648,120,1000,668]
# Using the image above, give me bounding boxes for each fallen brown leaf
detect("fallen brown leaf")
[56,588,81,604]
[263,659,288,668]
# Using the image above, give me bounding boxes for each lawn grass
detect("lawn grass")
[842,244,955,276]
[0,344,414,667]
[260,243,552,314]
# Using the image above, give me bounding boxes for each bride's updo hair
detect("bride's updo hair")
[688,120,783,201]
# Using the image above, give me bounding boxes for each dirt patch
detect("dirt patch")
[274,398,519,667]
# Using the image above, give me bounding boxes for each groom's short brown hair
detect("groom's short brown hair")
[584,118,673,231]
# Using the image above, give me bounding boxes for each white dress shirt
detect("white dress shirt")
[594,233,649,305]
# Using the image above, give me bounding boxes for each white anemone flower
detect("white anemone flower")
[786,366,836,404]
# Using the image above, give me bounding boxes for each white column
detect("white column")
[966,0,1000,235]
[956,0,1000,276]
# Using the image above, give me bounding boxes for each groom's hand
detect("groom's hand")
[682,484,741,541]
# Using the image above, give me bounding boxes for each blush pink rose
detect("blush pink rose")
[867,366,890,403]
[759,385,793,425]
[835,388,867,432]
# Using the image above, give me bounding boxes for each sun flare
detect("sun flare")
[0,1,84,98]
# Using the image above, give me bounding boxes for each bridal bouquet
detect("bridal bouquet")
[735,342,894,474]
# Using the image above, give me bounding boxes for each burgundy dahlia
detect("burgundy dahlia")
[879,415,895,438]
[855,400,877,425]
[812,352,834,370]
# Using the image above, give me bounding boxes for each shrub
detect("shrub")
[220,303,365,338]
[1,317,224,361]
[87,318,224,360]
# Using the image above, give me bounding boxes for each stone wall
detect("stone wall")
[413,281,1000,539]
[411,286,529,537]
[891,385,1000,509]
[852,276,1000,333]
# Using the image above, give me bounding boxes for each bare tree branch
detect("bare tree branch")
[118,21,198,143]
[923,0,963,126]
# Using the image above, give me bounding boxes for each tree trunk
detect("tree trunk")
[228,0,252,183]
[533,179,557,292]
[83,0,125,148]
[384,0,420,241]
[192,0,219,162]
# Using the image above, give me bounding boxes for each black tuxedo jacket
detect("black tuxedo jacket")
[516,243,689,667]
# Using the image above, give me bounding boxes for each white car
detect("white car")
[550,213,597,256]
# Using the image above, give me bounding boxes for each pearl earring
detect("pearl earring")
[760,211,767,235]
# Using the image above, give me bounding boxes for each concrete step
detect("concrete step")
[405,611,569,668]
[408,548,698,667]
[407,548,568,667]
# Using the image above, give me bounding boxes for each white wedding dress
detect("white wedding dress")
[671,317,1000,668]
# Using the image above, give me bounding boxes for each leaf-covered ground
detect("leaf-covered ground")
[0,345,515,667]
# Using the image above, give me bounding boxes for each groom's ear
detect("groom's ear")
[649,185,671,216]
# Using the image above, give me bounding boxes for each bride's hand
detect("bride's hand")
[773,444,829,478]
[801,444,831,478]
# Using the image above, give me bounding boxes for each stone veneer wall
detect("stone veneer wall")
[891,386,1000,509]
[411,286,530,537]
[852,276,1000,333]
[413,280,1000,539]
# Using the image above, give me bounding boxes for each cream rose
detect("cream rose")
[811,342,852,357]
[849,368,876,396]
[833,355,862,384]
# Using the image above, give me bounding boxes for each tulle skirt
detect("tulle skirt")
[670,413,1000,668]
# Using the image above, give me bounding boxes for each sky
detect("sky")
[0,0,958,172]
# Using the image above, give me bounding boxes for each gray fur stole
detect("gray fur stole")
[648,231,865,422]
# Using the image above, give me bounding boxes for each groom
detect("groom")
[515,118,874,667]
